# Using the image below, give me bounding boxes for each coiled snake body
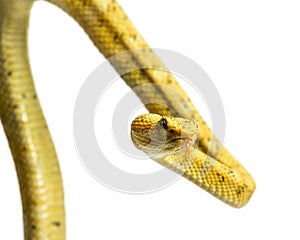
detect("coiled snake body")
[0,0,255,239]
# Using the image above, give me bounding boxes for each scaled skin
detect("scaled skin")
[0,0,255,239]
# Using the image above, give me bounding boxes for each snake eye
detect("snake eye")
[160,118,168,129]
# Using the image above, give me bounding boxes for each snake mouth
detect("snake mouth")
[169,137,195,151]
[170,136,197,144]
[172,137,192,142]
[167,137,190,143]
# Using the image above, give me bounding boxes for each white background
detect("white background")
[1,0,300,239]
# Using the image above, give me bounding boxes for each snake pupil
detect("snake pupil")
[161,118,168,129]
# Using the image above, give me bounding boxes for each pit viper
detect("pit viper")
[0,0,255,239]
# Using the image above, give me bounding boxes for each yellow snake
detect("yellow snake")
[0,0,255,239]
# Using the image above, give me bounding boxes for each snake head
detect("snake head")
[131,113,198,158]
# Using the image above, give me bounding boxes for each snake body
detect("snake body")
[0,0,255,239]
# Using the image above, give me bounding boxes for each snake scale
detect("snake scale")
[0,0,255,239]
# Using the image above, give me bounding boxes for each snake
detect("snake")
[0,0,255,239]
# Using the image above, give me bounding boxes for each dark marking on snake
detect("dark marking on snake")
[52,221,61,227]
